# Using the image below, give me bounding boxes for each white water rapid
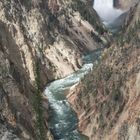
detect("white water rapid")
[44,50,101,140]
[44,1,125,139]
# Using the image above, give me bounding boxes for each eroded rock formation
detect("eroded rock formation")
[68,1,140,140]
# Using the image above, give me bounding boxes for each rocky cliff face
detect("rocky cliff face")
[0,0,109,139]
[114,0,139,9]
[68,1,140,140]
[0,0,108,85]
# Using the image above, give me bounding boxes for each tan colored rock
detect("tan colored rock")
[115,0,139,9]
[68,2,140,140]
[136,72,140,96]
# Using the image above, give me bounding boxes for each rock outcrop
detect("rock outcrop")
[68,2,140,140]
[114,0,139,9]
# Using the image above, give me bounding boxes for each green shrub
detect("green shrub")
[33,59,46,140]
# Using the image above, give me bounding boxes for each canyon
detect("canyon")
[0,0,108,139]
[0,0,140,140]
[68,1,140,140]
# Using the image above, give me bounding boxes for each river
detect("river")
[44,49,101,140]
[44,0,124,139]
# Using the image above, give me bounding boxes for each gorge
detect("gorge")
[0,0,140,140]
[44,0,139,140]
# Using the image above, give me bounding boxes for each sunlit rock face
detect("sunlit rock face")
[93,0,124,25]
